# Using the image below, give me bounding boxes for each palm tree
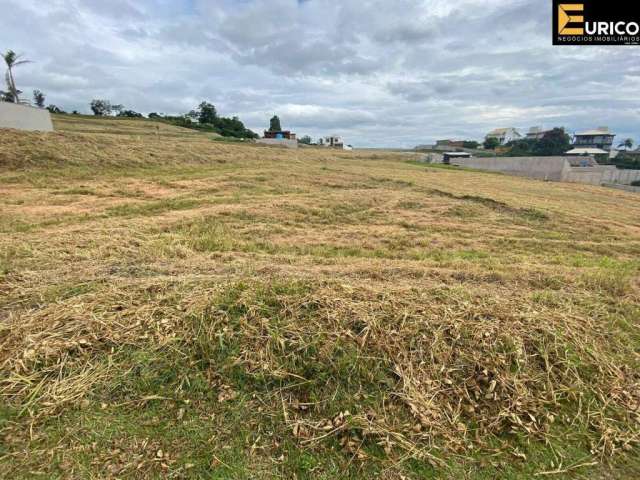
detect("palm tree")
[2,50,31,103]
[618,138,634,150]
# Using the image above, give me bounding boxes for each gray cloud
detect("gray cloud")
[0,0,638,147]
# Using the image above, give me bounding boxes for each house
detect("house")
[257,129,298,149]
[436,139,466,148]
[319,135,346,149]
[526,127,554,140]
[258,129,298,148]
[263,130,296,140]
[573,127,615,151]
[485,128,522,145]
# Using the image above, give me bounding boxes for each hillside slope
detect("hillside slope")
[1,120,639,479]
[52,113,221,138]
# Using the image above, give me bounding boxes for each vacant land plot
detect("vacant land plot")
[1,117,639,479]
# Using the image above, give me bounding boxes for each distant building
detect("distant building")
[442,151,471,164]
[414,144,435,151]
[263,130,296,140]
[526,126,555,140]
[573,127,615,151]
[436,139,466,148]
[485,127,522,145]
[319,135,346,149]
[257,129,298,149]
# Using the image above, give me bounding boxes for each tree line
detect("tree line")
[148,101,258,139]
[502,128,571,156]
[481,128,572,156]
[84,100,259,139]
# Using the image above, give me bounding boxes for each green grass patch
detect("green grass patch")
[107,197,203,217]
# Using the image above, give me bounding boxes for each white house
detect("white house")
[485,127,522,145]
[319,135,351,150]
[573,127,615,151]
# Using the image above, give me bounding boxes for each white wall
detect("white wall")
[255,138,298,149]
[563,165,640,185]
[611,169,640,184]
[453,156,640,188]
[422,153,444,163]
[0,102,54,132]
[451,156,568,181]
[563,167,610,185]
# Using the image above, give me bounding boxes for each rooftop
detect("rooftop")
[443,151,472,156]
[575,127,614,136]
[527,126,554,134]
[487,128,514,135]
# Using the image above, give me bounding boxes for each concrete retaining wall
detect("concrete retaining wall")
[451,156,568,181]
[610,169,640,184]
[564,166,640,185]
[421,153,444,163]
[563,166,613,185]
[0,102,54,132]
[255,138,298,149]
[452,155,640,189]
[605,184,640,193]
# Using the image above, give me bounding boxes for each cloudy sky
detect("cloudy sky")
[1,0,639,147]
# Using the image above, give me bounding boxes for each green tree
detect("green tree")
[618,138,634,150]
[213,115,258,138]
[504,128,570,156]
[117,109,143,118]
[2,50,31,103]
[483,137,500,150]
[111,104,124,115]
[269,115,282,132]
[154,105,257,139]
[606,152,640,170]
[33,90,45,107]
[90,99,111,116]
[197,102,217,124]
[535,128,571,155]
[298,135,312,145]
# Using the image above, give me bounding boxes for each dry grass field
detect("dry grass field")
[1,115,639,479]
